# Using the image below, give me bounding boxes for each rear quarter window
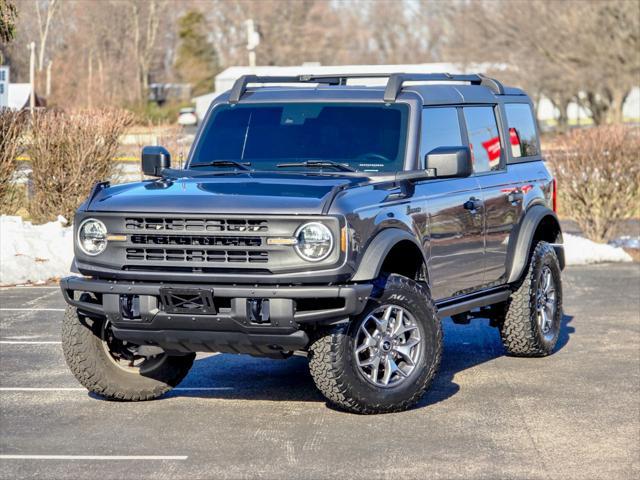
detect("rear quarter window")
[463,106,502,173]
[505,103,540,158]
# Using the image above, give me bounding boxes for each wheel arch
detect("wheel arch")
[506,205,564,284]
[351,229,429,284]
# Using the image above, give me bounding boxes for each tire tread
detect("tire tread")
[500,241,561,357]
[62,307,193,401]
[308,275,442,414]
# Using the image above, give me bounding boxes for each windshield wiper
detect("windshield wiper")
[190,160,252,171]
[276,160,356,172]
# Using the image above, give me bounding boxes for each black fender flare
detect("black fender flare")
[505,205,564,284]
[351,229,427,282]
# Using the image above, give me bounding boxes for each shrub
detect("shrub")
[28,109,133,223]
[0,109,27,213]
[547,125,640,242]
[126,101,187,125]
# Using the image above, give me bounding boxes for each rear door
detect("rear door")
[419,107,485,300]
[463,105,522,287]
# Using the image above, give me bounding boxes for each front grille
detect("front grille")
[131,234,261,247]
[125,217,268,233]
[126,248,269,263]
[122,217,271,268]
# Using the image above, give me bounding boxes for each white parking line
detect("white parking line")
[0,388,85,392]
[0,286,59,289]
[0,455,188,460]
[0,341,61,344]
[0,387,233,392]
[0,308,65,312]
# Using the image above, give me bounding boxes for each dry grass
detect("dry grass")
[0,109,27,214]
[28,109,134,223]
[547,125,640,242]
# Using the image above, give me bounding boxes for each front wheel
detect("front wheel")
[308,274,442,414]
[62,306,195,401]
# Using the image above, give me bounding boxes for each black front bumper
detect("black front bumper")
[60,276,372,356]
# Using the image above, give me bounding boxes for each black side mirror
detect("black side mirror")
[425,146,473,178]
[141,146,171,177]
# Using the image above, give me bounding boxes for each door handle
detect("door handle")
[463,197,483,213]
[507,191,523,203]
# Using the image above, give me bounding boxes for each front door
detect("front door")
[424,177,485,300]
[419,106,485,300]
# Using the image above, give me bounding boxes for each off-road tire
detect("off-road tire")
[499,241,563,357]
[308,274,442,414]
[62,306,195,401]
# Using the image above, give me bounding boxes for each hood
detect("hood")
[86,172,364,214]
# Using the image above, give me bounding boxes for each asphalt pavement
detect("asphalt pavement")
[0,264,638,480]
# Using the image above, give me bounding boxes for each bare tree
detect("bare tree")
[126,0,168,101]
[34,0,57,71]
[206,0,366,67]
[444,0,640,126]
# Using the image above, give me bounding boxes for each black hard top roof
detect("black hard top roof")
[225,73,529,106]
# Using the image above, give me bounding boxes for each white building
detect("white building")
[1,83,45,110]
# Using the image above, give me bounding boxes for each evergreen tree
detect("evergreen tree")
[174,10,219,97]
[0,0,18,44]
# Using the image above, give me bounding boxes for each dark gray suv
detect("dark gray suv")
[60,73,564,413]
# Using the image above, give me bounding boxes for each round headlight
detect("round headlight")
[295,222,334,262]
[77,219,108,256]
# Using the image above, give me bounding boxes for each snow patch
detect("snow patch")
[0,215,74,286]
[564,233,633,266]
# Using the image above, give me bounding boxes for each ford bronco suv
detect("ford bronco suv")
[60,73,564,414]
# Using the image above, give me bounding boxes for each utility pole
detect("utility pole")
[46,60,53,97]
[245,19,260,68]
[28,42,36,114]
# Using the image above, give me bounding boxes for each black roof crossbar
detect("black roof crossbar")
[230,75,321,103]
[228,72,505,104]
[383,73,505,101]
[228,73,396,104]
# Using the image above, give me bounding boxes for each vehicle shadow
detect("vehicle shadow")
[415,313,575,409]
[154,313,575,410]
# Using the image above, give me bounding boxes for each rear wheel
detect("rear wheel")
[308,274,442,414]
[62,306,194,401]
[499,241,563,357]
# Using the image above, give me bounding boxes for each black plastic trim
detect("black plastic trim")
[112,327,310,356]
[505,205,563,283]
[60,276,373,325]
[351,229,426,282]
[436,288,511,319]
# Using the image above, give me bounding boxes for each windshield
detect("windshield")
[189,103,408,173]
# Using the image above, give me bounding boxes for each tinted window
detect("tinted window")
[505,103,539,158]
[463,106,502,172]
[420,108,463,162]
[190,103,408,172]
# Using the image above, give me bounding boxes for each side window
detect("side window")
[505,103,540,158]
[463,106,502,172]
[419,107,462,164]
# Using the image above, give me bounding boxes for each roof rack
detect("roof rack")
[383,73,504,101]
[228,72,505,104]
